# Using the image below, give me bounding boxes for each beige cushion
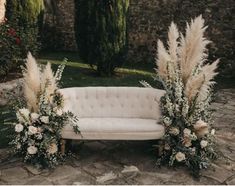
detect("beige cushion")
[59,87,165,140]
[62,118,165,140]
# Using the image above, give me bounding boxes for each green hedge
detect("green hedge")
[75,0,129,76]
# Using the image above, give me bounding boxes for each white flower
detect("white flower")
[15,124,24,133]
[183,128,191,136]
[175,152,186,162]
[36,133,43,140]
[56,109,63,116]
[200,140,208,148]
[169,127,180,136]
[47,143,58,154]
[211,129,215,135]
[191,147,196,155]
[40,116,49,124]
[16,143,21,149]
[28,126,38,135]
[37,127,43,133]
[27,146,38,155]
[31,113,39,122]
[16,108,30,123]
[194,119,208,130]
[163,117,172,126]
[194,120,209,138]
[164,143,171,150]
[183,136,192,147]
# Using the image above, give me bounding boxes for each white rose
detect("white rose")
[40,116,49,124]
[16,108,30,123]
[28,126,38,135]
[194,119,208,130]
[194,120,209,138]
[27,146,38,155]
[15,124,24,133]
[211,129,215,135]
[183,136,192,147]
[47,143,58,154]
[183,128,191,136]
[169,127,180,136]
[200,140,208,148]
[31,113,39,122]
[56,109,63,116]
[175,152,186,162]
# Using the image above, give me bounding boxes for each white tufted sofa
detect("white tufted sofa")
[59,87,165,141]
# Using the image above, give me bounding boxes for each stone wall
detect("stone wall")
[127,0,235,77]
[40,0,235,77]
[42,0,77,51]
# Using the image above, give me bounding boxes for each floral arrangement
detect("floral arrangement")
[143,16,219,177]
[11,53,79,168]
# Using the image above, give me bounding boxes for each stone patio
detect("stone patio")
[0,89,234,185]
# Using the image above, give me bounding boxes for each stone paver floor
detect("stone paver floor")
[0,89,235,185]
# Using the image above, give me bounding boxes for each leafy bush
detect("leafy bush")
[0,19,22,76]
[0,0,44,77]
[5,0,44,56]
[75,0,129,76]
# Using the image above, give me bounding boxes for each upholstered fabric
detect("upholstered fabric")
[59,87,165,140]
[62,118,164,140]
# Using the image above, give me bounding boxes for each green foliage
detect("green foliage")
[5,0,44,56]
[74,0,129,76]
[0,20,22,76]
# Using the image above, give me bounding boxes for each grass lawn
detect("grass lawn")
[38,52,159,88]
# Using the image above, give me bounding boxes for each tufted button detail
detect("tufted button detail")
[100,104,104,108]
[121,103,124,107]
[110,104,114,107]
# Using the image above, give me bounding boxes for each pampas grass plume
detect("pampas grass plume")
[23,52,41,112]
[41,62,57,97]
[179,15,210,84]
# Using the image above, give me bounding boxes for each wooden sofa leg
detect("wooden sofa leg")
[61,139,66,155]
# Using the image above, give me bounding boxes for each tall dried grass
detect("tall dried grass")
[156,15,219,102]
[23,52,58,112]
[23,52,41,112]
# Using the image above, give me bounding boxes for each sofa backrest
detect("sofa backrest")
[59,87,165,120]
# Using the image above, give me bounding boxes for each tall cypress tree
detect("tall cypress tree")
[75,0,129,76]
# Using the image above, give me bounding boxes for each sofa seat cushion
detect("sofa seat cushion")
[62,118,164,140]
